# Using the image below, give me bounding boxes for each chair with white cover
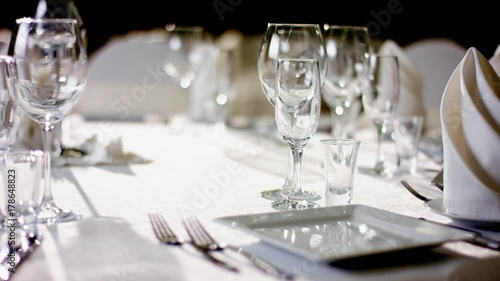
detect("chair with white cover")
[75,29,190,122]
[404,38,467,136]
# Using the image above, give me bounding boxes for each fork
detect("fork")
[400,179,432,203]
[183,217,294,280]
[149,213,238,273]
[149,213,183,245]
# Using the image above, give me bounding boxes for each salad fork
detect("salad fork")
[183,217,294,280]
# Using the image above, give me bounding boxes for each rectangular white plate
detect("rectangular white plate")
[214,205,475,262]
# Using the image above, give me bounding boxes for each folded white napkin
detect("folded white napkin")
[19,115,151,166]
[378,40,424,118]
[489,44,500,74]
[441,47,500,221]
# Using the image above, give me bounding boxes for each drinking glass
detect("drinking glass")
[3,150,44,250]
[0,56,21,229]
[322,25,370,138]
[164,24,211,89]
[272,58,321,210]
[360,55,399,177]
[393,115,424,175]
[257,23,327,201]
[321,139,361,206]
[9,18,87,224]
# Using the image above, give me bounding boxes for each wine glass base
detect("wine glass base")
[271,199,320,211]
[260,189,322,201]
[357,166,395,179]
[37,207,83,224]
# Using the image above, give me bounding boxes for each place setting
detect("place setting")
[0,1,499,279]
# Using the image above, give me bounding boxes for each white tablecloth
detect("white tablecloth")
[9,119,500,281]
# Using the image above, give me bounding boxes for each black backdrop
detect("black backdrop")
[0,0,498,58]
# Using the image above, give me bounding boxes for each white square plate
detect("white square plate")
[214,205,474,262]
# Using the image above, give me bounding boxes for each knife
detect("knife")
[0,236,41,280]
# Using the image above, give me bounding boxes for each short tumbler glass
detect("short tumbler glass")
[321,139,361,206]
[2,150,44,250]
[393,116,424,175]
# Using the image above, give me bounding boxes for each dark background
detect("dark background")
[1,0,498,58]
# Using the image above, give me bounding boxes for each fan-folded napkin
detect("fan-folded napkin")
[441,47,500,220]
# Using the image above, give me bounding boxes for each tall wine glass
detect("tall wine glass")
[257,23,327,202]
[360,55,399,177]
[322,25,370,138]
[9,18,87,224]
[272,58,321,210]
[0,56,21,229]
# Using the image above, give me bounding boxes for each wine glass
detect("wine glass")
[360,55,399,177]
[257,23,327,202]
[9,18,87,224]
[0,55,21,229]
[322,25,370,138]
[163,24,211,89]
[272,58,322,210]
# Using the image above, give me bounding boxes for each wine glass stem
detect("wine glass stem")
[375,124,385,173]
[41,123,56,206]
[282,150,294,191]
[330,105,345,138]
[289,145,304,195]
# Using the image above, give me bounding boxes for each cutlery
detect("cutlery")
[431,169,444,191]
[418,218,500,251]
[401,179,432,203]
[183,217,294,280]
[0,235,41,281]
[149,213,238,273]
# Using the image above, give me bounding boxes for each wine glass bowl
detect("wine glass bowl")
[257,23,327,202]
[272,58,322,211]
[258,23,327,106]
[163,24,211,89]
[9,18,87,224]
[322,25,371,138]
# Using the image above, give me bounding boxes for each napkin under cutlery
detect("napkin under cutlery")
[440,47,500,221]
[18,115,151,166]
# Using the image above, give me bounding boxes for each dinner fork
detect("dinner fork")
[149,213,238,273]
[149,213,183,245]
[183,217,294,280]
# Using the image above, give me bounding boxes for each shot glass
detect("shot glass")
[321,139,361,206]
[2,150,44,250]
[393,116,424,175]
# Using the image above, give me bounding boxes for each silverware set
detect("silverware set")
[149,213,293,280]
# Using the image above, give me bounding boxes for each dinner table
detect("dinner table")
[5,114,500,281]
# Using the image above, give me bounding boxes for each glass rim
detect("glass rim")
[268,23,320,28]
[277,58,319,64]
[15,17,78,24]
[321,139,361,146]
[165,23,204,32]
[323,24,368,31]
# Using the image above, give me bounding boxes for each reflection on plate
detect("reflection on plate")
[214,205,474,262]
[424,198,500,227]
